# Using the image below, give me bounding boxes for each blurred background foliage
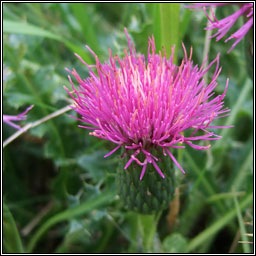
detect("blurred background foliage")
[3,3,253,253]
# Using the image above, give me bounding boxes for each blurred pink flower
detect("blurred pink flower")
[65,29,231,180]
[3,105,33,130]
[188,3,253,53]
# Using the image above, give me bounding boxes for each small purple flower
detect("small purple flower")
[187,3,253,53]
[3,105,34,130]
[65,29,231,180]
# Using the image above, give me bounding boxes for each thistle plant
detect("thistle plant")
[65,28,230,213]
[187,3,254,53]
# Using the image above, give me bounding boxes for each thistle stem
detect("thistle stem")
[3,104,73,148]
[138,211,162,252]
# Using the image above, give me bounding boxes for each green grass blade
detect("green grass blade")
[184,152,215,196]
[207,192,245,203]
[70,3,101,55]
[151,3,161,52]
[184,151,229,214]
[230,147,253,191]
[185,192,253,252]
[233,195,251,253]
[3,202,24,253]
[159,3,180,62]
[180,8,192,41]
[3,19,62,40]
[3,4,21,21]
[215,78,252,148]
[27,190,115,252]
[3,19,93,64]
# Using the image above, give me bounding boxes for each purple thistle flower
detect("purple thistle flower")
[65,29,231,180]
[187,3,254,53]
[3,105,34,130]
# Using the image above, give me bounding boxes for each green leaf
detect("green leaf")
[3,19,93,64]
[77,150,111,181]
[159,3,180,62]
[27,190,115,252]
[3,202,24,253]
[163,233,188,253]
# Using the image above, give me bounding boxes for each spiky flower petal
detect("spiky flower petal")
[65,29,230,180]
[3,105,34,130]
[187,3,254,53]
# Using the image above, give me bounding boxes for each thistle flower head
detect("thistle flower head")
[187,3,254,53]
[65,29,230,180]
[3,105,34,130]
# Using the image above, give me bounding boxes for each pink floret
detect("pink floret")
[187,3,253,53]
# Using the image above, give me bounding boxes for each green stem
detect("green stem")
[5,43,69,196]
[202,7,215,82]
[138,211,161,252]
